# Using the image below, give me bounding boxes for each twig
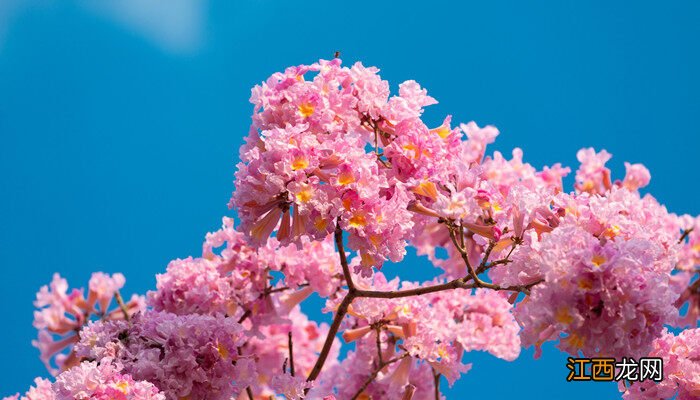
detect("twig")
[375,327,384,365]
[679,228,694,244]
[447,227,483,286]
[432,367,441,400]
[335,218,355,291]
[356,277,470,298]
[306,291,355,383]
[237,309,251,324]
[114,291,130,322]
[350,354,409,400]
[288,331,295,377]
[304,224,543,390]
[246,386,254,400]
[306,221,357,385]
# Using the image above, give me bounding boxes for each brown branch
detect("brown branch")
[114,291,130,322]
[306,221,357,385]
[246,386,254,400]
[288,331,295,377]
[356,277,470,299]
[375,327,384,365]
[304,223,543,390]
[335,218,355,291]
[237,309,251,324]
[689,278,700,293]
[350,353,409,400]
[679,228,694,244]
[476,240,518,275]
[447,226,484,287]
[480,240,497,270]
[306,291,356,384]
[432,367,441,400]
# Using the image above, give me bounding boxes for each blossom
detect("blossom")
[621,328,700,400]
[621,162,651,191]
[516,221,680,359]
[2,378,54,400]
[243,306,339,395]
[76,311,251,400]
[574,147,612,194]
[32,273,143,375]
[54,362,164,400]
[6,59,700,400]
[270,373,313,400]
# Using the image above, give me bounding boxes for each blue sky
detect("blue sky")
[1,1,699,398]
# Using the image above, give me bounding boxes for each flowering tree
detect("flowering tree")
[5,59,700,400]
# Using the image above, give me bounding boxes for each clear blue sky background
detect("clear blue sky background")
[1,1,699,398]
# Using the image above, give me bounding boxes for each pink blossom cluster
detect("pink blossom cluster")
[5,362,164,400]
[32,272,144,375]
[316,273,520,398]
[621,328,700,399]
[514,187,683,359]
[74,311,251,400]
[6,59,700,400]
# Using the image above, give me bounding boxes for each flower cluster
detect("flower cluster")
[74,311,250,400]
[621,328,700,399]
[316,272,520,397]
[6,59,700,400]
[4,362,164,400]
[32,273,144,375]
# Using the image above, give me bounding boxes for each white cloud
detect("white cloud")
[0,0,207,54]
[83,0,207,54]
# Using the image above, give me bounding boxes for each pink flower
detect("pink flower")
[87,272,125,313]
[574,147,612,194]
[3,378,54,400]
[270,373,313,400]
[516,220,680,359]
[54,362,164,400]
[621,162,651,191]
[621,328,700,400]
[32,273,142,375]
[75,311,250,400]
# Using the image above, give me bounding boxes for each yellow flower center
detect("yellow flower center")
[313,216,328,231]
[291,156,309,171]
[337,170,355,185]
[298,102,315,117]
[412,181,438,200]
[565,333,585,349]
[431,126,451,139]
[348,214,367,228]
[115,381,129,394]
[217,342,229,359]
[578,277,594,290]
[602,225,621,239]
[591,254,606,267]
[555,307,574,325]
[295,185,313,203]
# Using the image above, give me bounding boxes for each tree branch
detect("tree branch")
[304,223,543,389]
[288,331,295,377]
[350,353,409,400]
[306,221,358,385]
[679,228,694,244]
[306,291,355,384]
[335,218,355,291]
[375,327,384,365]
[432,367,441,400]
[114,290,130,322]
